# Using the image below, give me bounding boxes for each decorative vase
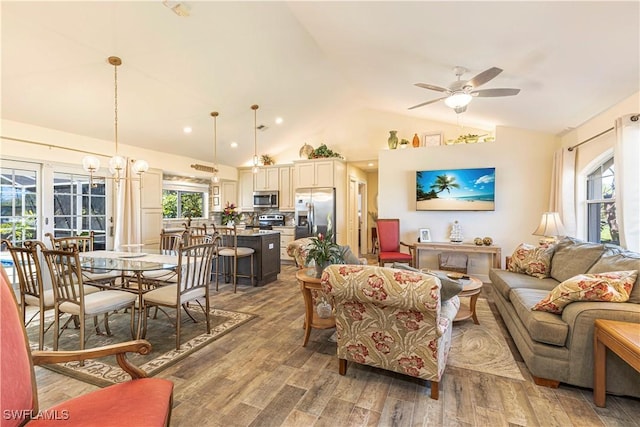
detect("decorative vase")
[483,237,493,246]
[474,237,483,246]
[412,133,420,147]
[387,130,398,149]
[227,220,235,227]
[314,262,328,278]
[316,300,332,319]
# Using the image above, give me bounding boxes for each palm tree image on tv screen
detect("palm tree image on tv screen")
[416,167,495,211]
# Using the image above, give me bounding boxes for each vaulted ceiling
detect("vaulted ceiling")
[2,1,638,170]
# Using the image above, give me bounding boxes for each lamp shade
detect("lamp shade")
[532,212,567,237]
[82,156,101,172]
[444,92,473,109]
[132,159,149,175]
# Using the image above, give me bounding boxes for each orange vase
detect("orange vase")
[412,133,420,147]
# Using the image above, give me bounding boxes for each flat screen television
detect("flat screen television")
[416,167,495,211]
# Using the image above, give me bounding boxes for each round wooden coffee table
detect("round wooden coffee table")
[452,275,483,324]
[295,268,336,346]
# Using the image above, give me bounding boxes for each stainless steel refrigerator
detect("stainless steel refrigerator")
[294,187,336,241]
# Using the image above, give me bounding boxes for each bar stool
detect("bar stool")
[215,225,255,293]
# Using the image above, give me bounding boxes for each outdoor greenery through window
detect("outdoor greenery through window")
[586,156,618,245]
[162,184,207,219]
[52,172,107,249]
[0,167,38,245]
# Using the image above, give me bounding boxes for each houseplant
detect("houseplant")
[305,229,344,277]
[221,202,240,226]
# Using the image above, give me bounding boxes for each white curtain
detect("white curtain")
[113,158,142,250]
[549,147,577,237]
[614,114,640,251]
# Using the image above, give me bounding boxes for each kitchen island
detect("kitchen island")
[229,229,281,286]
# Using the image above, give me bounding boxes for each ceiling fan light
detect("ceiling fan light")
[444,92,472,109]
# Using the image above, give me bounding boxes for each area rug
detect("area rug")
[448,298,525,381]
[27,305,256,387]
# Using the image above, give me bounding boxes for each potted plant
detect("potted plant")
[305,229,344,277]
[261,154,275,165]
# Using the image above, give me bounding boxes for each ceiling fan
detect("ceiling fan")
[409,66,520,114]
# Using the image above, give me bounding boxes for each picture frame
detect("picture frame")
[422,132,443,147]
[419,228,431,242]
[213,196,220,206]
[213,186,220,195]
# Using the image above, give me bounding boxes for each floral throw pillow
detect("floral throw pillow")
[507,243,555,279]
[532,270,638,314]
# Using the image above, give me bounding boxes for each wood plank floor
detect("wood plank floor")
[34,264,640,426]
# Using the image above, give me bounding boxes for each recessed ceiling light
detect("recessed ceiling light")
[230,142,238,148]
[183,126,192,134]
[368,162,374,167]
[275,117,283,125]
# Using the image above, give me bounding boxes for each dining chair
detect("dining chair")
[185,225,209,246]
[45,231,120,285]
[0,264,174,427]
[215,225,255,292]
[142,241,217,350]
[2,239,54,350]
[376,218,415,267]
[140,229,186,287]
[42,246,138,351]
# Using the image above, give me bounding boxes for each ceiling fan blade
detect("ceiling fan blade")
[467,67,503,88]
[408,96,447,110]
[414,83,449,93]
[471,88,521,97]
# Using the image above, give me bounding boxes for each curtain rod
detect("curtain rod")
[567,114,639,152]
[1,135,106,157]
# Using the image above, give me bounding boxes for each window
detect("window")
[0,166,38,246]
[162,182,208,219]
[52,172,107,249]
[586,156,618,245]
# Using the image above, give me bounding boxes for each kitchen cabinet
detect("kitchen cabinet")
[140,168,163,248]
[220,180,237,209]
[233,230,281,286]
[294,159,340,188]
[273,226,295,262]
[278,166,295,211]
[238,168,254,212]
[254,167,279,191]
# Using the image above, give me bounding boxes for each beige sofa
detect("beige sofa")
[489,237,640,397]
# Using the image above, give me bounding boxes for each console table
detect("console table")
[413,242,502,270]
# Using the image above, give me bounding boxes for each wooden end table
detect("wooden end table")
[593,319,640,407]
[452,275,483,324]
[296,268,336,347]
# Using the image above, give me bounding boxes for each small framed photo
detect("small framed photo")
[213,196,220,206]
[419,228,431,242]
[422,132,442,147]
[213,186,220,195]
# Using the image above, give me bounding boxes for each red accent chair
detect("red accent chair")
[376,218,415,267]
[0,265,174,427]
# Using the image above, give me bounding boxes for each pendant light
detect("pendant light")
[251,104,259,174]
[211,111,220,183]
[82,56,148,184]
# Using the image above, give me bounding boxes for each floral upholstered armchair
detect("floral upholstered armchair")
[320,264,460,399]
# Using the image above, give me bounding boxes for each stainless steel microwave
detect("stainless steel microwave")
[253,191,278,208]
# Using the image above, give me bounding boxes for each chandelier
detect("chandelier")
[82,56,148,185]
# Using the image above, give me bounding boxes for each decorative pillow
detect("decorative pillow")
[508,243,554,279]
[532,270,638,314]
[391,262,463,302]
[340,245,363,265]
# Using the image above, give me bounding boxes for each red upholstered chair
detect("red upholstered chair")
[0,265,174,427]
[376,218,415,267]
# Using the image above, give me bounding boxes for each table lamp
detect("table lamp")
[532,212,566,246]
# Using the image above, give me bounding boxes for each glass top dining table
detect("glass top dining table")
[78,250,179,338]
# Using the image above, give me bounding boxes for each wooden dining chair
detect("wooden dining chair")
[215,225,255,293]
[142,241,217,350]
[376,218,415,267]
[185,225,209,246]
[42,246,138,350]
[0,264,174,427]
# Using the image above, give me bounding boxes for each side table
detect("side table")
[453,275,483,324]
[296,268,336,347]
[593,319,640,407]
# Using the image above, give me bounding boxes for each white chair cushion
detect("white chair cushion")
[26,285,99,309]
[59,290,136,316]
[218,247,254,257]
[143,284,205,306]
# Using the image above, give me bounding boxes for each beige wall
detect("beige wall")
[378,127,559,278]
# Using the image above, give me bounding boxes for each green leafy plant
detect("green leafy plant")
[308,144,343,159]
[221,202,240,224]
[261,154,274,165]
[305,229,344,267]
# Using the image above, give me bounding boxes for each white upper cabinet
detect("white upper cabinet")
[278,166,295,211]
[294,159,338,188]
[238,168,254,212]
[254,167,279,191]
